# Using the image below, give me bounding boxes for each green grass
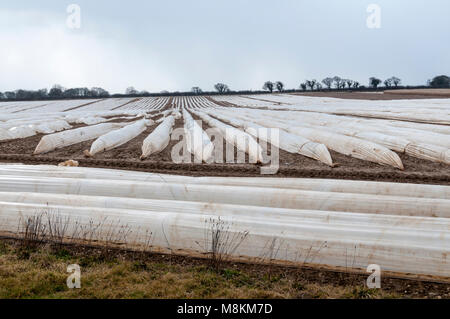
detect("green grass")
[0,240,447,299]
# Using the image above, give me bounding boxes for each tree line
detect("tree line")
[0,85,110,101]
[295,76,401,92]
[1,75,448,101]
[260,75,449,92]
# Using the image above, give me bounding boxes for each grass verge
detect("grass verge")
[0,239,448,299]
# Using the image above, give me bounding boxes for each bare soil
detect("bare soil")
[291,91,450,100]
[385,89,450,98]
[0,117,449,184]
[0,95,449,184]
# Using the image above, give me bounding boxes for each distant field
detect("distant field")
[293,90,450,100]
[384,88,450,97]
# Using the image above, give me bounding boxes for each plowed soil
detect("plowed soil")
[291,91,450,100]
[0,116,449,185]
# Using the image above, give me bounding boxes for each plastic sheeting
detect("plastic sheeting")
[216,107,450,165]
[243,115,404,169]
[0,175,448,218]
[193,110,264,164]
[87,119,151,156]
[204,109,333,166]
[182,109,214,162]
[141,116,175,159]
[0,165,448,280]
[2,165,449,199]
[0,120,71,141]
[34,123,127,154]
[214,94,450,125]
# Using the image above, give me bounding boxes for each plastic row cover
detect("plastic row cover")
[0,120,71,141]
[141,116,175,159]
[1,165,449,199]
[0,175,448,218]
[208,109,333,166]
[182,109,214,162]
[257,109,450,164]
[0,165,448,279]
[245,115,404,169]
[192,110,264,163]
[223,95,450,125]
[0,192,448,279]
[34,123,127,154]
[87,119,151,156]
[252,108,450,150]
[0,164,450,199]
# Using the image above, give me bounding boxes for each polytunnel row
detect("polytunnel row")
[1,109,150,142]
[1,99,184,160]
[177,106,401,168]
[2,97,164,114]
[220,107,450,165]
[27,109,181,157]
[0,103,181,156]
[0,164,448,280]
[180,99,450,168]
[1,95,449,169]
[212,94,450,125]
[38,97,446,168]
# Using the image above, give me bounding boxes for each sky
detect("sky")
[0,0,449,94]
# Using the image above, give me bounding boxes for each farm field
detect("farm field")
[293,89,450,100]
[384,89,450,98]
[0,93,449,286]
[0,94,449,183]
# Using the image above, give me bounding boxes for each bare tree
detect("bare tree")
[384,78,392,88]
[322,77,334,89]
[305,79,317,90]
[262,81,274,93]
[352,81,360,89]
[191,87,202,94]
[126,87,139,95]
[49,84,65,98]
[369,77,382,88]
[299,83,307,91]
[315,82,323,90]
[214,83,230,93]
[333,76,343,89]
[390,76,401,87]
[90,87,109,97]
[275,81,284,92]
[345,79,354,89]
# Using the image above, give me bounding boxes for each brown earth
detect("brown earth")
[0,98,448,185]
[384,89,450,98]
[291,91,450,100]
[0,116,449,184]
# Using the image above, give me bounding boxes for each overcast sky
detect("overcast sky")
[0,0,449,93]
